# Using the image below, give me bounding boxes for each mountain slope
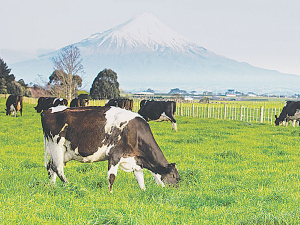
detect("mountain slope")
[11,12,300,94]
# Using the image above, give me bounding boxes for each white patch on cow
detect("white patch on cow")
[118,157,142,172]
[9,104,16,115]
[10,104,15,111]
[104,107,142,134]
[150,171,165,187]
[116,157,146,190]
[50,105,68,113]
[155,112,171,122]
[107,162,120,179]
[63,142,111,163]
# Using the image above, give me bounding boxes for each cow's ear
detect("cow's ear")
[275,115,278,119]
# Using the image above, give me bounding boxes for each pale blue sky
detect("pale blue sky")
[1,0,299,75]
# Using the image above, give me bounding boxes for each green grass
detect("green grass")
[1,98,300,224]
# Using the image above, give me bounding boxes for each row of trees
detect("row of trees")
[0,45,120,100]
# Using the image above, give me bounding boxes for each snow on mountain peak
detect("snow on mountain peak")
[78,12,200,54]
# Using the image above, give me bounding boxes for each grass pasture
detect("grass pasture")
[1,98,300,224]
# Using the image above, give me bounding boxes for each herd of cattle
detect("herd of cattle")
[4,94,300,191]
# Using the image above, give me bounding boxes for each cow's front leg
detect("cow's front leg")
[150,171,165,187]
[133,169,145,190]
[107,160,120,193]
[172,122,177,132]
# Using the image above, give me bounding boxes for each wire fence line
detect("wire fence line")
[2,95,287,125]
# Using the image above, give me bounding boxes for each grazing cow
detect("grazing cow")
[138,100,177,131]
[34,97,68,113]
[275,101,300,126]
[5,95,23,117]
[106,99,134,111]
[70,98,89,107]
[41,106,179,192]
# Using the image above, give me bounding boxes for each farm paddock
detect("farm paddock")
[1,97,300,224]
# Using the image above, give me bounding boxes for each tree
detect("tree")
[7,81,22,95]
[0,58,15,94]
[50,45,84,100]
[90,69,120,99]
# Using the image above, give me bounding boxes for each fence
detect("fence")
[1,95,287,125]
[175,102,285,125]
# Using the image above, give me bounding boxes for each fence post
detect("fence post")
[192,104,195,117]
[224,104,227,119]
[180,102,183,116]
[240,106,244,121]
[260,106,264,123]
[207,104,210,118]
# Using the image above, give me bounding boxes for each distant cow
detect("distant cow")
[106,99,134,111]
[5,95,23,117]
[41,106,179,192]
[275,101,300,126]
[138,100,177,131]
[34,97,68,113]
[70,98,89,107]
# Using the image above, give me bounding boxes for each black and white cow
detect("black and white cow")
[5,94,23,117]
[275,101,300,126]
[41,106,180,192]
[70,98,89,107]
[34,97,68,113]
[138,100,177,131]
[106,99,134,111]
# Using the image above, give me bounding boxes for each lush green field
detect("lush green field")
[1,98,300,224]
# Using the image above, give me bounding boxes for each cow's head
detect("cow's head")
[34,97,46,113]
[161,163,180,187]
[275,115,284,126]
[5,107,9,115]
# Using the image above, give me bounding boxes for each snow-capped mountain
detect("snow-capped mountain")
[77,12,205,54]
[11,12,300,94]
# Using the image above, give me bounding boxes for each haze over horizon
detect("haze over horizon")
[1,0,299,79]
[7,12,300,95]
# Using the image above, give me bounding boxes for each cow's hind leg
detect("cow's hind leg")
[46,138,68,184]
[47,159,57,184]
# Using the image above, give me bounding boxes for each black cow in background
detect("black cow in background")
[6,95,23,117]
[106,99,134,111]
[275,101,300,126]
[34,97,68,113]
[70,98,89,107]
[138,100,177,131]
